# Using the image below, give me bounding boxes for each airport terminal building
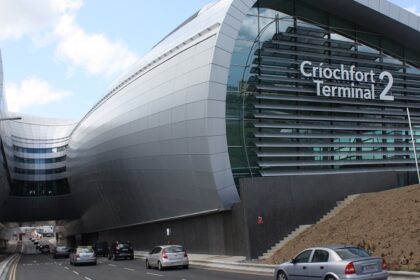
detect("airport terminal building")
[0,0,419,258]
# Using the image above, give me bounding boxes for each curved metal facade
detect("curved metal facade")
[66,0,246,232]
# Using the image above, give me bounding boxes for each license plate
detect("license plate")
[362,264,377,273]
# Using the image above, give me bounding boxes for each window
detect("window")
[13,145,67,154]
[311,250,329,262]
[166,246,185,253]
[334,247,370,260]
[14,155,66,164]
[10,178,71,196]
[14,167,66,175]
[294,250,312,263]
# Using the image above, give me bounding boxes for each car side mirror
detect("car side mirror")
[291,258,297,264]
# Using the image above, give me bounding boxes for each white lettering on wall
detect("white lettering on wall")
[299,61,394,101]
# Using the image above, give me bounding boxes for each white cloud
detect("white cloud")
[54,14,139,77]
[406,6,420,17]
[0,0,82,41]
[5,77,71,112]
[1,0,137,78]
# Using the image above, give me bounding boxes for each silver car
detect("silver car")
[274,245,388,280]
[69,246,97,265]
[146,245,189,270]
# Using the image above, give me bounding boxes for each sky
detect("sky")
[0,0,419,120]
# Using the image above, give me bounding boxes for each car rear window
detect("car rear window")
[117,243,130,249]
[334,247,370,260]
[77,247,93,253]
[165,246,185,253]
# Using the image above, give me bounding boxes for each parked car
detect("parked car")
[53,246,73,258]
[39,244,50,254]
[274,245,388,280]
[108,241,134,260]
[69,246,97,265]
[93,241,109,257]
[146,245,188,270]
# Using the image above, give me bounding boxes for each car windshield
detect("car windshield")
[334,247,370,259]
[165,246,185,253]
[77,247,93,253]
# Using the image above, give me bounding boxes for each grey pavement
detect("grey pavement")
[12,240,272,280]
[15,254,273,280]
[3,239,420,280]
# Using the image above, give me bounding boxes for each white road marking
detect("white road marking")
[124,267,135,271]
[147,272,164,277]
[72,270,79,275]
[85,277,92,280]
[64,266,69,270]
[108,264,116,267]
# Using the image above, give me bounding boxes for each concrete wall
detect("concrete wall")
[81,208,247,256]
[239,172,399,259]
[78,171,402,259]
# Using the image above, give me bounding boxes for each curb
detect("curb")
[389,271,420,279]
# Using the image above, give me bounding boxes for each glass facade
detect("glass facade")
[10,178,71,196]
[14,155,66,164]
[226,0,420,181]
[13,145,67,153]
[14,167,66,175]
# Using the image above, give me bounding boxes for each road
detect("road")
[12,239,272,280]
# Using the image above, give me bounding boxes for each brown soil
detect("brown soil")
[264,184,420,272]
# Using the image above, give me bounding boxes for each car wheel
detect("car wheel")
[183,265,189,269]
[325,276,336,280]
[277,271,288,280]
[158,261,163,271]
[146,260,150,269]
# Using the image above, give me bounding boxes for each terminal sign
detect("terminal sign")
[300,61,394,101]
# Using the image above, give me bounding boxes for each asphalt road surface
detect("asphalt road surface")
[13,239,272,280]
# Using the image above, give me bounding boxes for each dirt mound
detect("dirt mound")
[264,184,420,271]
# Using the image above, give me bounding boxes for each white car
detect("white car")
[69,246,97,266]
[146,245,189,270]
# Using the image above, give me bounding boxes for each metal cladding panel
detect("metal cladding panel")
[66,0,252,233]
